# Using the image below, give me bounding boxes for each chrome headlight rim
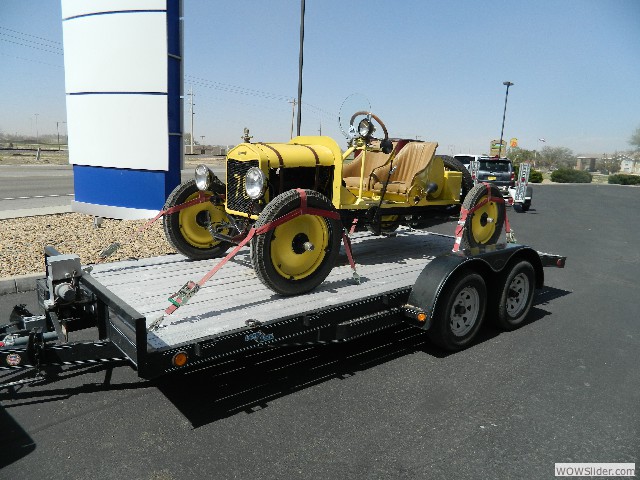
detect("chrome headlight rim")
[358,117,375,138]
[245,167,267,200]
[194,164,212,191]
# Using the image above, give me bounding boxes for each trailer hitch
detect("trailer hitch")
[0,331,48,389]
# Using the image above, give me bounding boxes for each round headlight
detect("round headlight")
[194,164,212,191]
[245,167,267,200]
[358,118,375,138]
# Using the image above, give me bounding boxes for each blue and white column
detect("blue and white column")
[61,0,183,219]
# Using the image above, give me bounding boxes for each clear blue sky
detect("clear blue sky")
[1,0,639,156]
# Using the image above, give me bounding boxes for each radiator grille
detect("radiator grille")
[226,159,259,214]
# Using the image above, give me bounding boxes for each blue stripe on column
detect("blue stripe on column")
[166,1,181,57]
[73,165,180,210]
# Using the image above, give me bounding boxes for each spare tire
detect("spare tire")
[459,183,505,250]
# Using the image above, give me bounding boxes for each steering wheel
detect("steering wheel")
[349,111,389,140]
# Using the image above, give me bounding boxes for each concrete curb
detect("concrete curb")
[0,205,72,220]
[0,272,43,295]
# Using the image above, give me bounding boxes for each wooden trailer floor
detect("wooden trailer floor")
[89,228,454,350]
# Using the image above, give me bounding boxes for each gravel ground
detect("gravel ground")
[0,213,175,278]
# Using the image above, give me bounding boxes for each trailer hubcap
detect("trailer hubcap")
[471,195,498,244]
[505,273,530,317]
[271,214,328,280]
[449,286,480,337]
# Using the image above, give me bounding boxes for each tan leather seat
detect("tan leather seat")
[371,142,439,196]
[342,150,393,190]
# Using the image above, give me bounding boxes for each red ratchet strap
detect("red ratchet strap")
[92,192,213,266]
[452,183,512,252]
[165,189,359,316]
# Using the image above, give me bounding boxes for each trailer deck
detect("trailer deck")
[89,228,453,351]
[1,226,565,385]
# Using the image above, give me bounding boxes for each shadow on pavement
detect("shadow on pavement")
[157,287,571,427]
[0,406,35,469]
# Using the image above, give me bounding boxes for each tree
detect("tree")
[597,153,621,174]
[538,146,576,169]
[630,125,640,151]
[507,147,536,164]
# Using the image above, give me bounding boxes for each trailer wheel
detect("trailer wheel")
[428,271,487,350]
[459,183,505,249]
[495,260,536,330]
[251,189,342,296]
[163,179,232,260]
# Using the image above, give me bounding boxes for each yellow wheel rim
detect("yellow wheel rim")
[178,192,229,249]
[270,214,329,280]
[470,195,498,244]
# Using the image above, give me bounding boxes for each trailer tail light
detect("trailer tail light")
[402,305,428,324]
[172,351,188,367]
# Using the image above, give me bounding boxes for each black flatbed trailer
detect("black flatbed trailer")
[0,228,565,387]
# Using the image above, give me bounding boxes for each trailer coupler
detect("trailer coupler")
[1,337,129,390]
[0,330,48,389]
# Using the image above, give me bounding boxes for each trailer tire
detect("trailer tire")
[428,271,486,350]
[163,180,232,260]
[251,189,342,296]
[459,183,505,249]
[495,260,536,330]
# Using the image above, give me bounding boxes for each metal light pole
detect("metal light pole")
[296,0,305,137]
[497,81,513,158]
[535,137,545,167]
[56,121,66,150]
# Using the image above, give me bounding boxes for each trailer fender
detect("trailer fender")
[402,245,544,331]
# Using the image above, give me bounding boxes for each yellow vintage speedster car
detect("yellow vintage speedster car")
[163,111,505,295]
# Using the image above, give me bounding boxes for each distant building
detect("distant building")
[620,155,640,174]
[183,145,228,156]
[576,155,597,171]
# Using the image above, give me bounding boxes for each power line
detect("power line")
[0,36,63,55]
[0,52,63,68]
[0,25,63,45]
[185,75,290,102]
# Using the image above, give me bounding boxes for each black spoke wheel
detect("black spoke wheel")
[251,189,342,296]
[367,214,401,235]
[495,260,536,330]
[459,183,506,250]
[442,155,474,201]
[163,179,232,260]
[428,271,487,351]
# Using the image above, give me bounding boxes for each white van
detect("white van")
[453,154,485,171]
